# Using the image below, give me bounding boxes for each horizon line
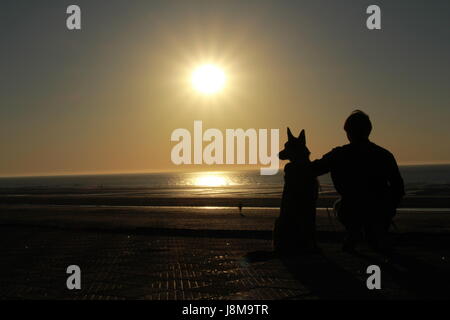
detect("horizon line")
[1,162,450,179]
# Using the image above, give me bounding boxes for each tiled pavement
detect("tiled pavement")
[0,226,449,300]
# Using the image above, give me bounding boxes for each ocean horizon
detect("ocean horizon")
[0,164,449,200]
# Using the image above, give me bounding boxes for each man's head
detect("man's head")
[344,110,372,143]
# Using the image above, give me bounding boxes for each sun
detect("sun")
[191,64,226,95]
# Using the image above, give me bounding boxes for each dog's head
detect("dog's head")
[278,128,311,162]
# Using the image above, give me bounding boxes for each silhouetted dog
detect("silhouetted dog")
[274,128,319,255]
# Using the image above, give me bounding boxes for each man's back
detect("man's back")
[313,141,404,208]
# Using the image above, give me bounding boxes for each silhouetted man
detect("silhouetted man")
[312,110,405,253]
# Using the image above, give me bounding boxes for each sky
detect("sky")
[1,0,449,176]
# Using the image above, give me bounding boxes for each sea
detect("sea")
[0,165,449,199]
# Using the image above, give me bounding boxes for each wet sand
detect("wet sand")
[0,204,450,234]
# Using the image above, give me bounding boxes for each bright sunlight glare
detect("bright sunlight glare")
[191,64,226,95]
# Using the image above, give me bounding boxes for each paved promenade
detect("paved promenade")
[0,224,449,300]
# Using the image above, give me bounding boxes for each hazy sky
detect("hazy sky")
[1,0,449,176]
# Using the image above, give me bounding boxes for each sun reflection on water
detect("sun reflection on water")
[189,172,234,187]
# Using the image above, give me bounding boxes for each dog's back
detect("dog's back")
[281,162,318,213]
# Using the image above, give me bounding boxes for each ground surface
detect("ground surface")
[0,218,449,300]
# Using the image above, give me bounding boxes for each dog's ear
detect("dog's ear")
[287,127,295,141]
[299,129,306,144]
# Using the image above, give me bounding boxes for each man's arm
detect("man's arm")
[310,148,337,177]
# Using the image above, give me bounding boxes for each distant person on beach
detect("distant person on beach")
[238,203,245,217]
[312,110,405,253]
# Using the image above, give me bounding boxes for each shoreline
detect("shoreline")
[1,195,449,209]
[2,203,450,213]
